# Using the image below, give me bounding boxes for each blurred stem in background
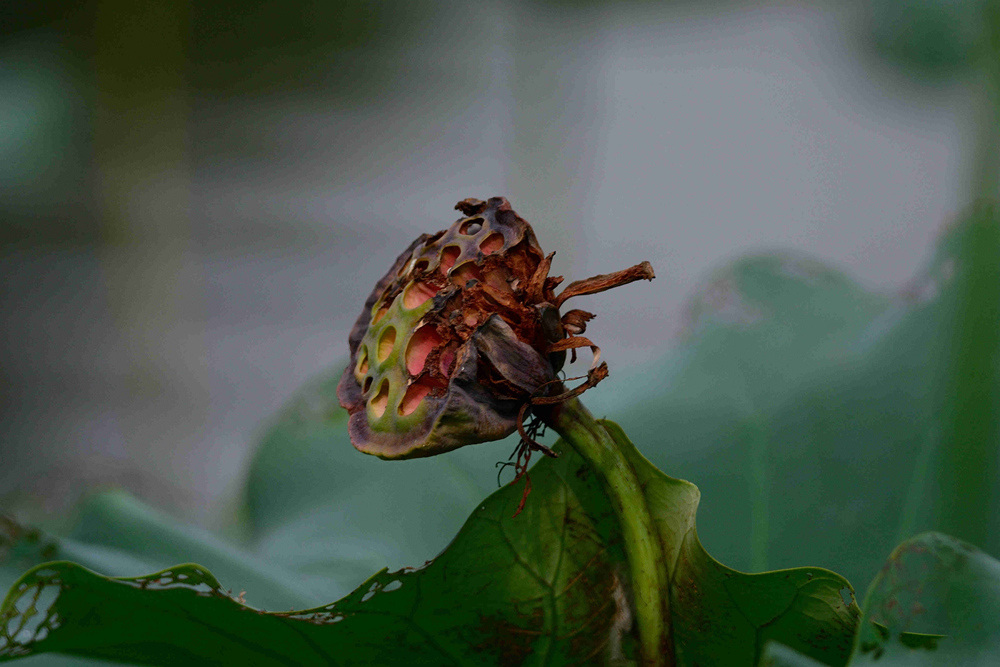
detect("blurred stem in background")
[92,0,196,316]
[970,0,1000,200]
[936,0,1000,548]
[90,0,212,487]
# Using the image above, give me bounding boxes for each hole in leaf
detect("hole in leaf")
[398,376,444,416]
[439,246,460,275]
[406,325,443,376]
[14,590,34,615]
[370,380,390,417]
[35,585,58,616]
[403,280,437,309]
[460,218,484,235]
[383,580,402,592]
[377,327,396,362]
[480,232,504,255]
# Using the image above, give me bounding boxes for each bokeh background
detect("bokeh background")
[0,0,985,539]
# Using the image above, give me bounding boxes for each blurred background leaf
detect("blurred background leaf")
[593,203,1000,589]
[864,0,987,79]
[764,532,1000,665]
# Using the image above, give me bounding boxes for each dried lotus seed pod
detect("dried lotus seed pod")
[337,196,654,459]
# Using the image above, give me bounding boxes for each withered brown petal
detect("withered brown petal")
[471,315,556,394]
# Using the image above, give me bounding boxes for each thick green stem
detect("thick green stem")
[937,0,1000,547]
[542,397,669,666]
[971,1,1000,203]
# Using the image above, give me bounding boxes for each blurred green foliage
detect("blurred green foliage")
[766,533,1000,665]
[866,0,987,78]
[1,0,433,94]
[1,0,992,244]
[603,204,1000,589]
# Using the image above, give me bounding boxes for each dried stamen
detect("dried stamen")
[530,363,610,407]
[505,408,552,518]
[553,261,656,308]
[561,309,595,336]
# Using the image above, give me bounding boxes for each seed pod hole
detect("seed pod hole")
[423,230,445,246]
[403,280,437,309]
[479,232,504,256]
[377,327,396,362]
[460,218,484,235]
[439,246,460,275]
[406,324,444,376]
[362,375,373,393]
[370,379,390,417]
[398,376,445,416]
[372,298,392,325]
[356,348,369,378]
[396,255,414,277]
[451,263,482,287]
[414,259,430,274]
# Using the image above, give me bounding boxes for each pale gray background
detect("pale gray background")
[0,1,975,527]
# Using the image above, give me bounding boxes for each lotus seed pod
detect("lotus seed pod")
[337,198,555,458]
[338,196,655,459]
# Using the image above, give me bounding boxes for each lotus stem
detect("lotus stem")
[542,397,669,666]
